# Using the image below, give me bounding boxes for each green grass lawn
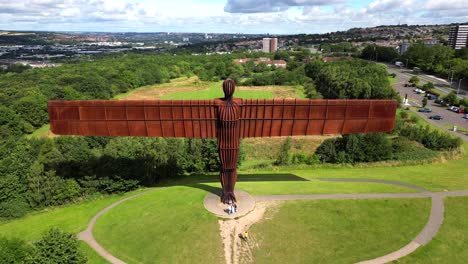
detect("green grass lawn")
[195,180,418,196]
[26,124,50,139]
[394,196,468,264]
[236,142,467,193]
[0,190,149,241]
[79,241,109,264]
[93,186,224,264]
[161,81,273,100]
[246,198,430,264]
[388,76,398,86]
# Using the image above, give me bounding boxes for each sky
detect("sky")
[0,0,467,34]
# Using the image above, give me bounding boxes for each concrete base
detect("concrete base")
[203,190,255,219]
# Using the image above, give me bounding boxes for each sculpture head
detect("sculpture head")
[223,79,235,101]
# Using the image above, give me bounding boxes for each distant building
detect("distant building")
[448,25,468,49]
[262,38,278,53]
[399,42,412,55]
[233,57,287,68]
[233,58,251,64]
[266,59,286,68]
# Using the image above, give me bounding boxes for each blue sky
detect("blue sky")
[0,0,467,34]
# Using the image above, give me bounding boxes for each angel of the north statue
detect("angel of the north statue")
[48,79,397,204]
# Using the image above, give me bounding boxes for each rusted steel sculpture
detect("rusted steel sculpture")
[48,79,397,203]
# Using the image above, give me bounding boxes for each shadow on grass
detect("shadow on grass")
[184,173,309,195]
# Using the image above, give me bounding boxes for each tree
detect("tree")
[0,237,33,263]
[409,76,420,85]
[422,97,428,108]
[422,82,434,91]
[274,137,292,165]
[443,92,459,106]
[31,228,86,264]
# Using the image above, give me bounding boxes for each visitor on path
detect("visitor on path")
[228,203,234,215]
[233,203,238,213]
[243,231,249,241]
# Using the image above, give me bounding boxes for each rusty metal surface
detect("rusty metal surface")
[48,100,397,138]
[48,79,397,203]
[48,100,218,138]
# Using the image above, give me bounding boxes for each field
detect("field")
[121,76,303,100]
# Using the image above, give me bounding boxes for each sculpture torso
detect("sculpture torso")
[215,98,241,203]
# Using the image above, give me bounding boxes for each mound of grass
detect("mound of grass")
[93,186,223,264]
[246,199,430,264]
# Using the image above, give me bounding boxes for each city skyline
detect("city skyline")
[0,0,467,34]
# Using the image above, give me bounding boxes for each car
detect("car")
[435,99,448,106]
[426,94,438,100]
[447,106,459,112]
[413,88,425,94]
[418,108,432,113]
[429,115,443,120]
[464,114,468,119]
[458,108,465,114]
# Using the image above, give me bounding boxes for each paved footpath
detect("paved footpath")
[78,179,468,264]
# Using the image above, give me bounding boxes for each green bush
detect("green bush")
[31,228,86,264]
[391,137,439,161]
[0,197,30,218]
[0,237,33,264]
[315,134,392,164]
[399,125,462,151]
[274,137,292,165]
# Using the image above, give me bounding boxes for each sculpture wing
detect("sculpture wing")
[48,100,218,138]
[239,99,397,138]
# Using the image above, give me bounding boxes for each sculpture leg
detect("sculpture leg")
[220,169,237,204]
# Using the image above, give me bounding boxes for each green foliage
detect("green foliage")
[443,92,459,106]
[320,42,357,53]
[391,137,439,161]
[274,137,292,165]
[31,228,86,264]
[422,82,434,91]
[422,97,428,108]
[27,162,80,208]
[0,237,33,263]
[399,125,462,151]
[0,197,30,219]
[361,44,399,62]
[402,43,468,81]
[409,76,420,84]
[305,59,398,99]
[316,134,392,164]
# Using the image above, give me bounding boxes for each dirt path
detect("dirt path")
[218,201,281,264]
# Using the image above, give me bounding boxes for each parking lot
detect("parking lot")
[387,66,468,141]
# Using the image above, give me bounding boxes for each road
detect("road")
[387,66,468,141]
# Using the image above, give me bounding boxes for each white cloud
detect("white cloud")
[224,0,343,13]
[0,0,466,34]
[425,0,468,10]
[366,0,415,13]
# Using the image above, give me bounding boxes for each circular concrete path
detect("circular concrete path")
[78,178,468,264]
